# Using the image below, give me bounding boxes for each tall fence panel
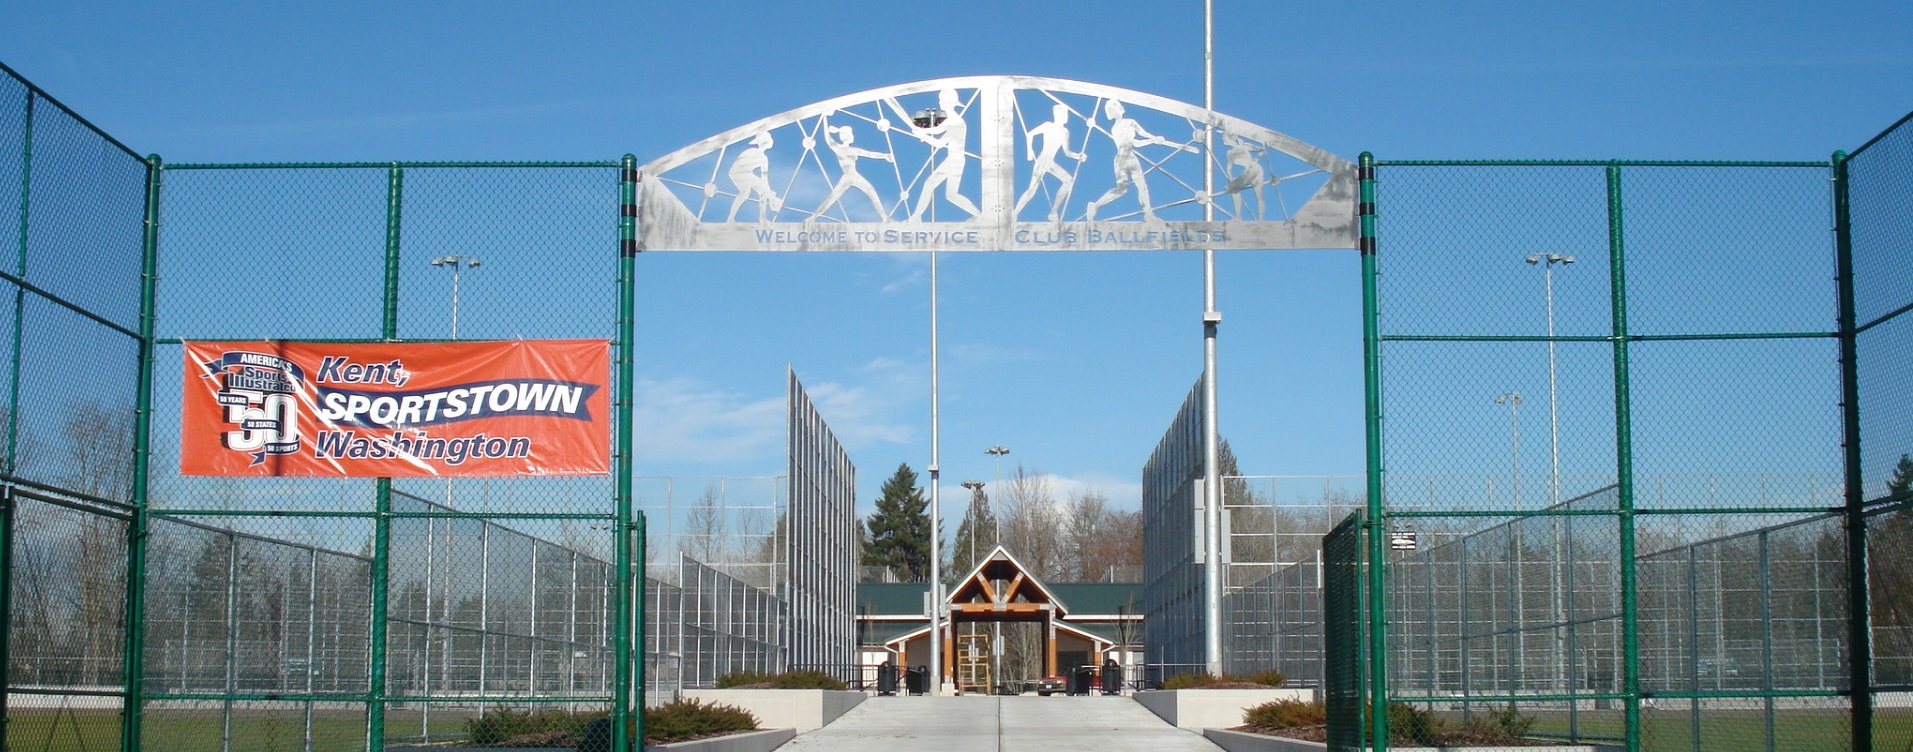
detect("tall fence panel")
[144,160,638,751]
[1363,158,1854,751]
[1847,110,1913,751]
[0,61,150,752]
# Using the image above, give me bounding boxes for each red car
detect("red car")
[1035,675,1067,696]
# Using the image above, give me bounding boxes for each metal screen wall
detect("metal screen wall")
[1355,151,1889,751]
[1219,475,1363,685]
[784,371,856,673]
[1142,377,1206,672]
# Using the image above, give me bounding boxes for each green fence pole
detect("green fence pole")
[1833,150,1872,752]
[614,155,639,751]
[1358,152,1389,750]
[0,87,30,752]
[1607,162,1642,752]
[119,153,163,752]
[8,91,32,474]
[366,163,403,752]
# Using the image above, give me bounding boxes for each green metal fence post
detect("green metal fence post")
[1358,152,1390,750]
[8,91,32,473]
[367,163,404,752]
[1832,150,1872,752]
[0,86,30,752]
[614,154,640,751]
[1607,162,1642,752]
[120,153,163,752]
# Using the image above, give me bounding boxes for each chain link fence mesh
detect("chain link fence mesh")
[1850,111,1913,750]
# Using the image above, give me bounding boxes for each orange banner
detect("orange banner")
[181,340,610,477]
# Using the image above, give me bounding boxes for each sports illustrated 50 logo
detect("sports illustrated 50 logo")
[200,350,311,466]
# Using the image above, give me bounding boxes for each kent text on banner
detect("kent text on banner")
[182,340,611,477]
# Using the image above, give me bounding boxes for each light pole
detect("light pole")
[1200,0,1226,678]
[983,444,1007,691]
[1526,250,1577,711]
[959,480,986,571]
[424,253,477,737]
[985,445,1009,550]
[1524,252,1573,505]
[430,255,481,339]
[928,249,944,694]
[1494,392,1522,506]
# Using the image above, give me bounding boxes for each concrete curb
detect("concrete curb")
[682,689,866,731]
[1201,728,1622,752]
[389,727,797,752]
[649,728,797,752]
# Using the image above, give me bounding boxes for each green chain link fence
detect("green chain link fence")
[0,59,648,752]
[1343,125,1913,751]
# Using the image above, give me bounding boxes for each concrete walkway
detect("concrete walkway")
[776,696,1223,752]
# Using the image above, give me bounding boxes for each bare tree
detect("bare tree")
[683,482,728,564]
[997,465,1063,580]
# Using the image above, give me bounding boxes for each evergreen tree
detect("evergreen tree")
[1890,453,1913,500]
[950,484,997,577]
[862,463,932,582]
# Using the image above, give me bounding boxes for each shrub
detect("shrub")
[714,669,848,690]
[1243,699,1325,729]
[1160,671,1286,690]
[1385,702,1443,746]
[1160,672,1212,690]
[769,669,848,690]
[645,699,759,743]
[464,706,592,744]
[1453,703,1537,744]
[1243,670,1287,688]
[715,672,774,688]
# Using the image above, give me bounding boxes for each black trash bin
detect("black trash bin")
[1068,665,1095,696]
[876,660,899,695]
[1100,659,1123,695]
[578,716,613,752]
[905,665,928,695]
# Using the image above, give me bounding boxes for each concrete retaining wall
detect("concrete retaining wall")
[682,688,865,731]
[1132,689,1313,730]
[649,728,797,752]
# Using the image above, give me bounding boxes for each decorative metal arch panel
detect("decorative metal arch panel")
[638,76,1356,252]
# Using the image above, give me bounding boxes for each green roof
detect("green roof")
[856,582,931,616]
[855,581,1141,617]
[1047,583,1143,614]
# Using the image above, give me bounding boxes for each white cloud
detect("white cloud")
[632,377,785,465]
[935,470,1143,515]
[634,360,918,468]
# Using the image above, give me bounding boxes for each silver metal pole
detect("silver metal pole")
[929,249,944,693]
[479,521,491,695]
[305,548,319,752]
[987,445,1006,691]
[1545,262,1560,505]
[1200,0,1225,677]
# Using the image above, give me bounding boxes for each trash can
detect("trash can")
[876,660,899,695]
[905,665,928,695]
[1068,665,1095,696]
[1100,659,1123,695]
[578,716,613,752]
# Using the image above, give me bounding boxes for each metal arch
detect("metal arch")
[637,75,1357,252]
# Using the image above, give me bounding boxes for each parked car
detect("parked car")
[1035,675,1066,696]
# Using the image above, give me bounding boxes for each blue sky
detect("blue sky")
[4,1,1910,516]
